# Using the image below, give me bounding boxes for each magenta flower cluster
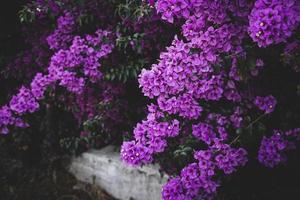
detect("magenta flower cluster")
[163,140,247,200]
[254,95,277,114]
[122,0,300,199]
[156,0,252,24]
[47,11,76,50]
[0,12,114,134]
[248,0,300,47]
[121,104,180,165]
[48,28,114,89]
[258,128,300,168]
[9,86,40,115]
[0,106,28,135]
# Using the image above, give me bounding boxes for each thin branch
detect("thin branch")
[229,113,268,146]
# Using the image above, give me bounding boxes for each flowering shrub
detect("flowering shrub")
[0,3,174,176]
[0,0,300,199]
[1,27,114,134]
[121,0,300,199]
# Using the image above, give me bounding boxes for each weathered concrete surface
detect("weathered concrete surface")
[68,145,169,200]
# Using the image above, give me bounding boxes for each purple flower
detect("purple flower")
[47,12,76,50]
[120,141,153,166]
[248,0,300,47]
[31,73,53,99]
[214,146,248,174]
[254,95,277,114]
[192,122,216,144]
[0,106,27,134]
[258,133,289,167]
[162,178,187,200]
[258,129,300,167]
[9,86,39,115]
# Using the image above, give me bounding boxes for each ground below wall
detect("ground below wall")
[68,145,169,200]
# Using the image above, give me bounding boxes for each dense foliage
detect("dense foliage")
[0,0,300,200]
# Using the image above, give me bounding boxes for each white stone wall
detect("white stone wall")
[68,145,169,200]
